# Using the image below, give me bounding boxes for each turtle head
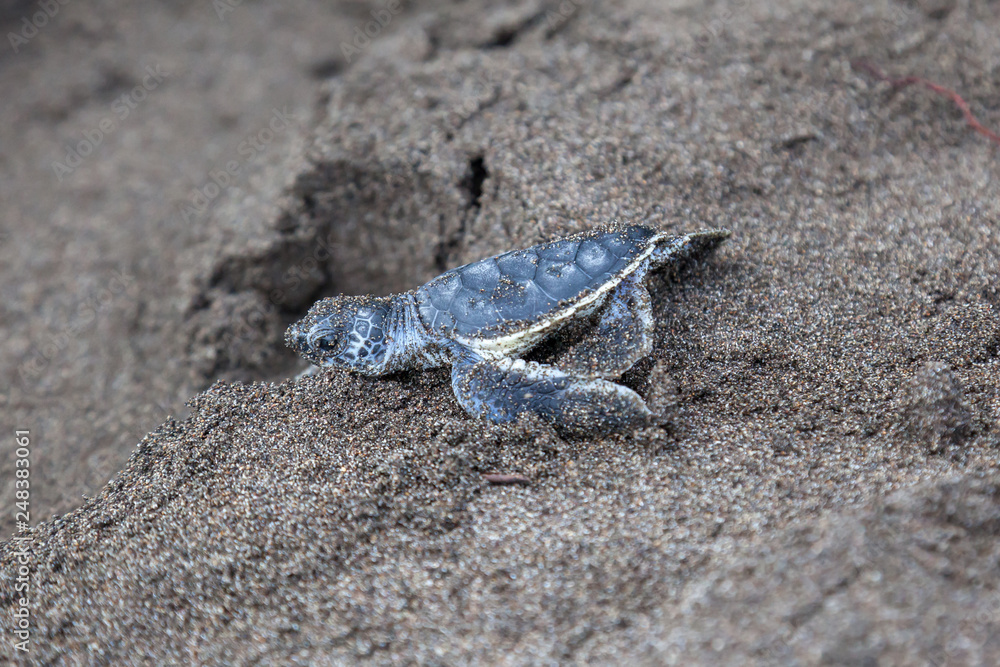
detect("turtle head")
[286,295,396,375]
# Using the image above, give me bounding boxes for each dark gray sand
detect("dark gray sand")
[3,0,999,663]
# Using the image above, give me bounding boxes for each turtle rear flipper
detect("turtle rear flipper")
[556,275,653,379]
[451,356,650,433]
[651,229,730,268]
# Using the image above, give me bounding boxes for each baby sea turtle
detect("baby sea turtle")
[286,225,729,432]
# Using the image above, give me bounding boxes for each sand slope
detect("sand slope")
[2,0,999,663]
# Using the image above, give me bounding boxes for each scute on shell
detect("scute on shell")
[415,225,659,343]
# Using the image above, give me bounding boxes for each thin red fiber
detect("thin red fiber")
[852,59,1000,147]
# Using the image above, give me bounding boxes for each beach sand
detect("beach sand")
[2,0,999,663]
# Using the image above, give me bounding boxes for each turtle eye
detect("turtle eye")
[310,325,348,356]
[316,337,338,352]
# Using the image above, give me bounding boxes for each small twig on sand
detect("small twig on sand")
[482,473,531,486]
[851,59,1000,147]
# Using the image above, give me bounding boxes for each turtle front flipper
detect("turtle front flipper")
[450,356,650,433]
[651,229,730,267]
[556,275,653,379]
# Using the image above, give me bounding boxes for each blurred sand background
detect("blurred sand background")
[1,0,999,663]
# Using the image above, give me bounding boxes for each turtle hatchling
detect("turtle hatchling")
[286,225,729,432]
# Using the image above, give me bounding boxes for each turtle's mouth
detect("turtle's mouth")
[284,322,309,355]
[286,321,327,359]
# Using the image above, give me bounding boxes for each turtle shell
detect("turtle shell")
[415,225,660,355]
